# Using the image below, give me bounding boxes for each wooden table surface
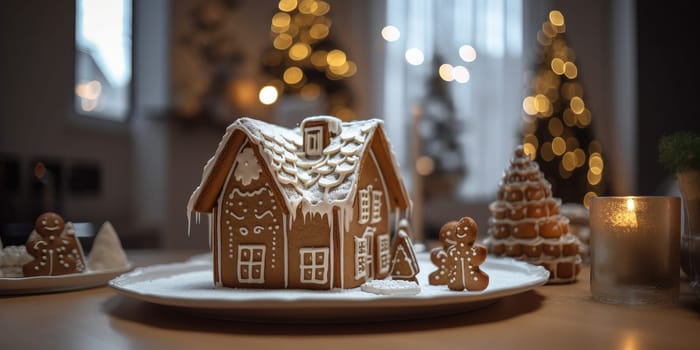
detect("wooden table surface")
[1,248,699,350]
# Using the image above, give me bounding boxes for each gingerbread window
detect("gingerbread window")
[378,234,391,274]
[299,247,329,284]
[237,244,266,284]
[354,227,375,279]
[304,126,323,156]
[371,190,383,223]
[359,187,371,224]
[354,236,368,279]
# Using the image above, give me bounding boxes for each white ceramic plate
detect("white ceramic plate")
[109,254,548,323]
[0,265,133,295]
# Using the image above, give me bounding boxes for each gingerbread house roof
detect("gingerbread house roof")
[187,116,410,229]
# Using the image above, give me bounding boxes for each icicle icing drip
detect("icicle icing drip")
[187,212,191,237]
[208,212,213,249]
[186,187,199,237]
[342,202,354,233]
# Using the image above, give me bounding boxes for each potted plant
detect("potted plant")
[658,132,700,292]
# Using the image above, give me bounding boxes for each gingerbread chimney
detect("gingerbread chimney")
[300,116,342,156]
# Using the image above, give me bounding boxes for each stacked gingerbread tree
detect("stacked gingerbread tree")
[487,146,582,283]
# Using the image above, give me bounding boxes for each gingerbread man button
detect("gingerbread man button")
[23,212,87,276]
[446,217,489,291]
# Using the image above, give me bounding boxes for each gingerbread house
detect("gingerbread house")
[187,116,412,290]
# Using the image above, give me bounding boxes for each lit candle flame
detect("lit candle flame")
[612,198,638,228]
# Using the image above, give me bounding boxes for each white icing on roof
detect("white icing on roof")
[188,116,406,232]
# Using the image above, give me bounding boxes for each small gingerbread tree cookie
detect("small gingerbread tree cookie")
[389,228,420,282]
[430,217,489,291]
[486,146,582,283]
[23,212,87,276]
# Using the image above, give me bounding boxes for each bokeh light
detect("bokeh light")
[541,141,555,161]
[283,66,303,84]
[289,42,311,61]
[459,45,477,62]
[570,96,585,114]
[258,85,279,105]
[452,65,470,83]
[326,49,347,67]
[564,61,578,79]
[523,96,538,115]
[381,25,400,42]
[415,156,435,176]
[278,0,297,12]
[549,10,565,26]
[405,48,424,65]
[552,136,566,156]
[548,117,563,137]
[300,83,321,101]
[439,64,454,81]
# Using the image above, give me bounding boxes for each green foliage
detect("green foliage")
[658,132,700,173]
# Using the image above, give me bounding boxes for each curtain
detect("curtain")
[380,0,525,199]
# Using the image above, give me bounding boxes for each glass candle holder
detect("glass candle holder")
[590,196,680,304]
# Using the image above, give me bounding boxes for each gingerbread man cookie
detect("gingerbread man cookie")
[447,217,489,291]
[23,212,87,276]
[429,220,457,286]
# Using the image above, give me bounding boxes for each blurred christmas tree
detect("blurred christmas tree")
[172,0,245,124]
[520,10,607,208]
[260,0,357,121]
[416,54,467,199]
